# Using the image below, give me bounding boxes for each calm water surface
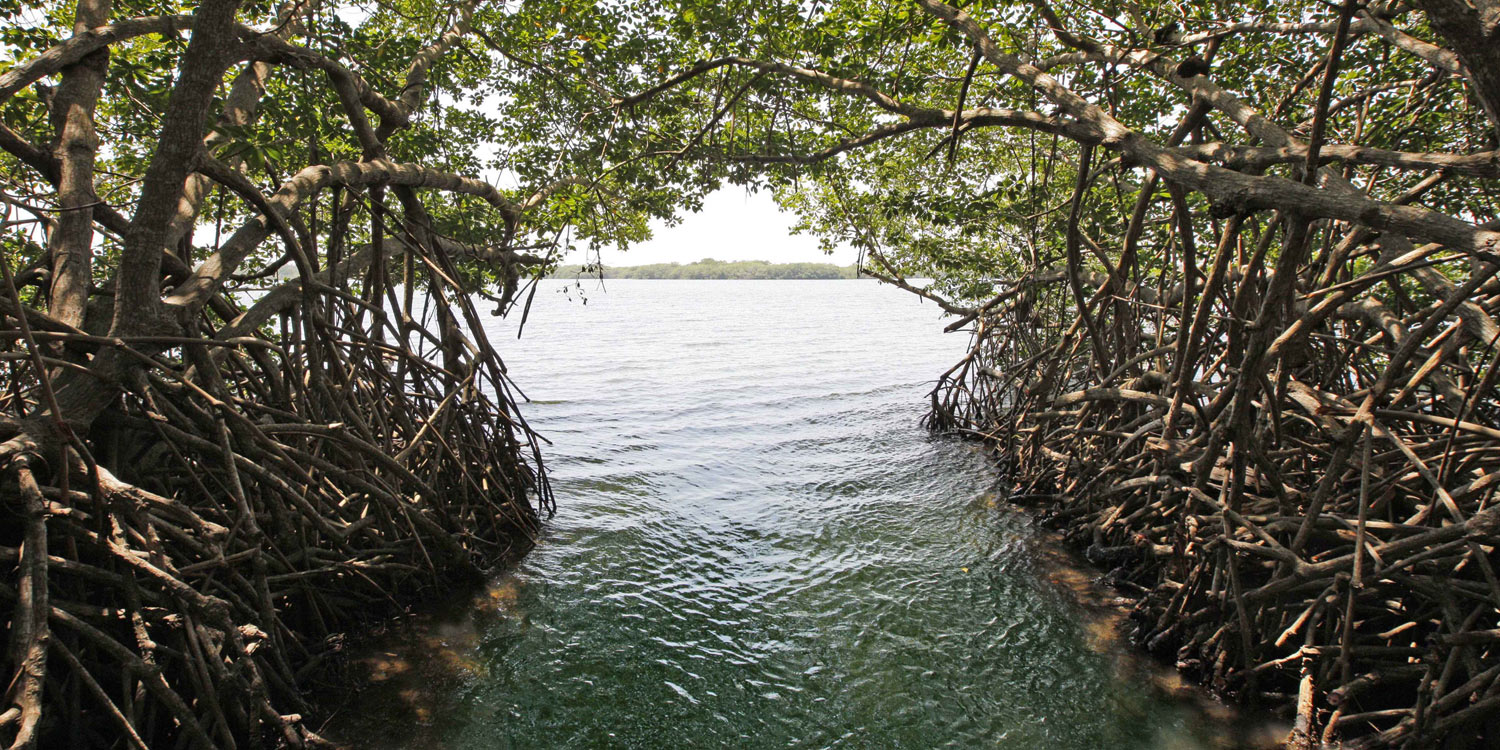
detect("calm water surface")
[332,280,1259,749]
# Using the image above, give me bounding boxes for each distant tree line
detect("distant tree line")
[552,258,858,279]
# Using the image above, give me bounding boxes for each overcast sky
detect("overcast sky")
[564,188,860,267]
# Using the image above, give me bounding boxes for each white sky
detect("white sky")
[564,188,860,267]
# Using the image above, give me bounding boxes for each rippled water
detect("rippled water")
[330,280,1264,749]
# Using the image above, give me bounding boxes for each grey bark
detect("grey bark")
[1417,0,1500,138]
[46,0,113,329]
[109,0,245,337]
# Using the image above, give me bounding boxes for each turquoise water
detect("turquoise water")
[329,280,1263,749]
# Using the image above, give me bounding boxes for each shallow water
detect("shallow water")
[328,280,1271,749]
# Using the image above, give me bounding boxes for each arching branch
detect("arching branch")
[164,160,559,312]
[0,15,194,105]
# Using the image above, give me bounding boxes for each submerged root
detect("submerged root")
[1,239,550,747]
[927,248,1500,748]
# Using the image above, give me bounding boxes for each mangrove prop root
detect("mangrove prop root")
[1,247,551,745]
[928,225,1500,746]
[1,236,550,747]
[0,2,560,746]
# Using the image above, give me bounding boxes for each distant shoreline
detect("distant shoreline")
[551,258,858,280]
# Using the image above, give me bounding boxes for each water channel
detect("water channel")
[328,280,1274,749]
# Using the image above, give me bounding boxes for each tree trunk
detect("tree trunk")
[1418,0,1500,139]
[46,0,112,329]
[109,0,243,338]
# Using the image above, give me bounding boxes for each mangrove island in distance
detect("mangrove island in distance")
[552,258,859,280]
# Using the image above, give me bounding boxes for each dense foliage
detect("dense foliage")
[580,2,1500,748]
[3,0,1500,747]
[0,1,716,747]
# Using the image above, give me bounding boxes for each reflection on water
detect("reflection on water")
[326,281,1282,749]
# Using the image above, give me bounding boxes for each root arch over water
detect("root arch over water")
[925,210,1500,748]
[0,2,557,746]
[0,207,553,747]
